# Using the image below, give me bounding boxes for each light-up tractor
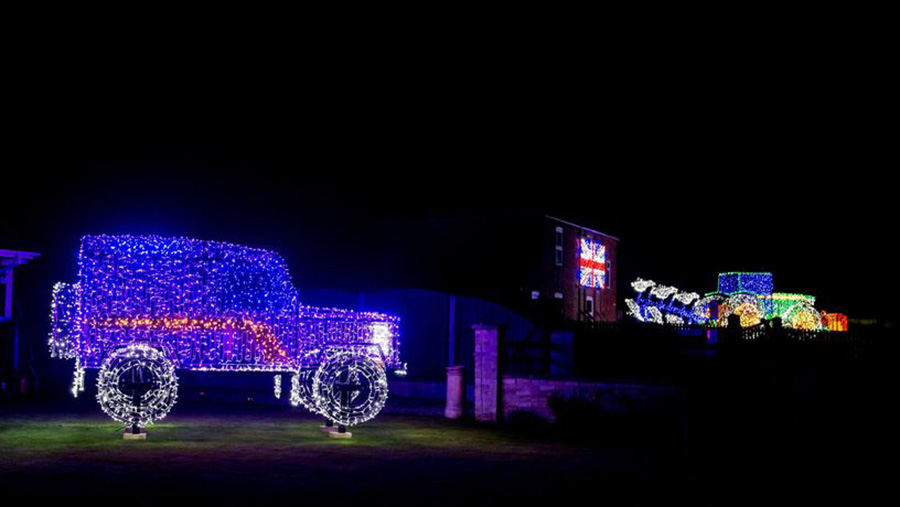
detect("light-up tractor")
[50,235,406,436]
[625,272,846,331]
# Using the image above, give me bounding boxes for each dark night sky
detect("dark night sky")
[3,24,895,324]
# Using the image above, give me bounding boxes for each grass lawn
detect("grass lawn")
[0,399,670,505]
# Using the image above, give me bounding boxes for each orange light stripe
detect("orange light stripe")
[93,316,291,363]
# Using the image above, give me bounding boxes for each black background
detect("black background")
[4,18,895,325]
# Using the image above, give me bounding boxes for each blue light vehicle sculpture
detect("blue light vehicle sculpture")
[50,235,405,432]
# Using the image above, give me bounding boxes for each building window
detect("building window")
[531,291,540,300]
[554,292,564,299]
[555,227,564,266]
[585,295,594,316]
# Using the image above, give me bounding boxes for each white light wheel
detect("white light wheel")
[290,368,319,414]
[312,350,388,427]
[96,344,178,428]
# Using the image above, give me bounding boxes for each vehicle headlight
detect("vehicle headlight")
[370,322,393,358]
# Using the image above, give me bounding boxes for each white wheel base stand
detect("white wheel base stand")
[123,429,147,440]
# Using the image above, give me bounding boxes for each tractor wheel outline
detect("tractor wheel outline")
[694,294,726,324]
[783,302,824,330]
[718,293,764,328]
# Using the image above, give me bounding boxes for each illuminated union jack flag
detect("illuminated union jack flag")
[579,238,607,289]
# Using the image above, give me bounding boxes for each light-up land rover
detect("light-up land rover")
[50,235,405,437]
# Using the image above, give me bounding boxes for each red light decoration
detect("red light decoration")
[822,312,848,332]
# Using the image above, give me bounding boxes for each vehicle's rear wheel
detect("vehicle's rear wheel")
[96,344,178,428]
[312,350,388,427]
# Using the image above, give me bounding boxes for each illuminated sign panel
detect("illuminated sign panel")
[579,238,607,289]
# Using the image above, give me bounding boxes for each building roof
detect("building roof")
[545,215,620,241]
[0,249,41,273]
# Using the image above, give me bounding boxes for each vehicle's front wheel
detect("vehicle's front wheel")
[312,350,388,427]
[96,344,179,428]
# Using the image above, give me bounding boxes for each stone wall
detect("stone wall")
[502,376,676,422]
[470,324,675,423]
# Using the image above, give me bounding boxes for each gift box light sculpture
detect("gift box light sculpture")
[50,235,405,432]
[625,272,845,331]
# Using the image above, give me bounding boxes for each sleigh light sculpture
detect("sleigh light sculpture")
[50,235,405,435]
